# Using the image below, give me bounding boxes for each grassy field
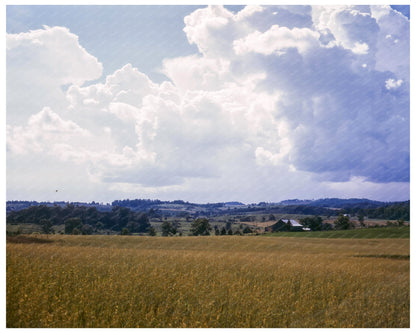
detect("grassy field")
[7,234,409,328]
[264,226,410,238]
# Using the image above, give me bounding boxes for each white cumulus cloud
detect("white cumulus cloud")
[6,5,410,202]
[385,78,403,90]
[234,25,320,56]
[7,26,103,125]
[7,107,90,157]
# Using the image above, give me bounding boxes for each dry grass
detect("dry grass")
[7,235,409,328]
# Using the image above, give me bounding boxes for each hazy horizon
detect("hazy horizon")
[7,196,410,206]
[6,4,410,204]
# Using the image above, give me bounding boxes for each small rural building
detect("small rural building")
[267,219,308,232]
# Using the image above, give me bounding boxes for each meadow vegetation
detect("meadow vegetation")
[263,226,410,239]
[7,234,409,328]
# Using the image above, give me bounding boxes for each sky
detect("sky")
[5,3,411,204]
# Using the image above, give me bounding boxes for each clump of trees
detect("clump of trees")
[334,214,355,230]
[64,217,83,234]
[242,226,253,234]
[343,201,410,221]
[190,218,212,236]
[386,219,406,227]
[300,216,333,231]
[40,219,53,235]
[161,221,181,236]
[6,204,151,235]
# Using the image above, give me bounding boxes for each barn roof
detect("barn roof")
[281,219,303,227]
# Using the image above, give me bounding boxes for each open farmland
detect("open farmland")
[7,234,409,328]
[263,226,410,239]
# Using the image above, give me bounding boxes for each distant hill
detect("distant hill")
[6,198,409,221]
[278,199,313,206]
[6,200,112,213]
[279,198,388,209]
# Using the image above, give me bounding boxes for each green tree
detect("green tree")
[148,226,157,236]
[121,227,130,235]
[161,221,175,236]
[321,222,333,231]
[81,224,94,235]
[171,221,180,235]
[40,219,53,235]
[65,217,82,235]
[72,228,81,235]
[190,218,212,236]
[300,216,323,231]
[135,212,151,233]
[358,213,365,228]
[243,226,253,234]
[95,222,105,231]
[334,214,354,230]
[214,225,220,235]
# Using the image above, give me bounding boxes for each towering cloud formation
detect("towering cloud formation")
[6,5,409,202]
[7,26,103,124]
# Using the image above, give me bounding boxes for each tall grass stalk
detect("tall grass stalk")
[7,235,409,328]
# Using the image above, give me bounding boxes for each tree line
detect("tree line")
[7,199,409,221]
[6,206,250,237]
[343,201,409,221]
[6,204,151,235]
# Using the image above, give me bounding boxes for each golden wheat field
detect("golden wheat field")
[6,235,409,328]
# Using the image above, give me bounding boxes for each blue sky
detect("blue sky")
[6,4,410,203]
[390,5,410,19]
[6,5,410,83]
[7,5,203,82]
[7,5,246,82]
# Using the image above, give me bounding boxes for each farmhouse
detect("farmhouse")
[267,219,309,232]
